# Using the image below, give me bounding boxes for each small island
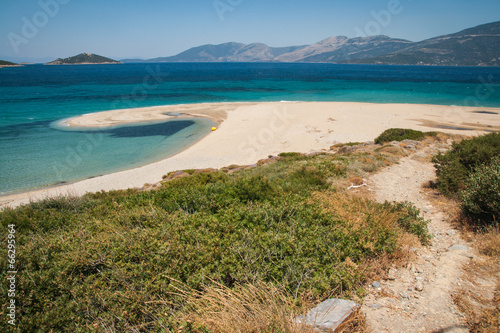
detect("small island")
[46,53,122,65]
[0,60,21,68]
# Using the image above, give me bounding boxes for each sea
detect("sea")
[1,63,500,195]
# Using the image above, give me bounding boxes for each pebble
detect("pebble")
[400,292,410,299]
[373,281,381,288]
[415,282,424,291]
[387,268,398,280]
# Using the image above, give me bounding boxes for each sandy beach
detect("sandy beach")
[2,101,500,208]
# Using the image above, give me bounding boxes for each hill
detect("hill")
[46,53,122,65]
[122,21,500,66]
[293,35,412,63]
[342,21,500,66]
[146,42,308,63]
[0,60,18,67]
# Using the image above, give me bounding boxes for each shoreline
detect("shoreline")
[2,101,500,209]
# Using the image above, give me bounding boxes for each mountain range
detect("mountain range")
[122,21,500,66]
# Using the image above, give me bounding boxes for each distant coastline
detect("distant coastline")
[44,62,122,65]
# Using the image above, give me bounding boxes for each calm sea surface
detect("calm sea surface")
[1,63,500,194]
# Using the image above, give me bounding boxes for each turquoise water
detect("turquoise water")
[1,63,500,195]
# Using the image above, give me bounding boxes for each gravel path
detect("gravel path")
[362,155,474,333]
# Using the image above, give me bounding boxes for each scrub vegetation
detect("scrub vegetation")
[0,130,435,332]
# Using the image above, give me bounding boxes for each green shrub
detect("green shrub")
[0,152,431,331]
[289,166,328,188]
[433,133,500,196]
[460,157,500,225]
[278,152,303,158]
[388,201,431,245]
[374,128,435,144]
[278,152,308,162]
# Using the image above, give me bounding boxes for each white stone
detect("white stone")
[296,299,359,331]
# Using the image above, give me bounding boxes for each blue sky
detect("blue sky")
[1,0,499,61]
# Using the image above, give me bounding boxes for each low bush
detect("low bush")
[279,152,304,158]
[460,157,500,226]
[374,128,436,144]
[433,132,500,196]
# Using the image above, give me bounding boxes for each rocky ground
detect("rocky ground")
[360,142,499,332]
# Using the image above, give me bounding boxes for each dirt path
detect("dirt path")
[362,155,475,332]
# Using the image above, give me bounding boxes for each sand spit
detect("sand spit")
[2,101,500,208]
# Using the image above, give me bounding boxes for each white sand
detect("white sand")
[2,102,500,208]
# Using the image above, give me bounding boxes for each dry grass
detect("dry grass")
[476,226,500,257]
[175,281,316,333]
[448,213,500,332]
[312,192,421,280]
[378,145,409,157]
[335,308,368,333]
[453,258,500,333]
[174,280,369,333]
[313,192,399,231]
[469,285,500,333]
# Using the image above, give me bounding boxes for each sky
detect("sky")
[1,0,499,62]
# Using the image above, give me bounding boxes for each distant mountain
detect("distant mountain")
[46,53,122,65]
[342,21,500,66]
[138,42,307,63]
[122,21,500,66]
[297,35,413,63]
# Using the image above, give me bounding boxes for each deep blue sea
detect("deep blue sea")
[1,63,500,195]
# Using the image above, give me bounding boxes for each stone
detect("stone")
[387,268,397,280]
[372,281,381,288]
[415,282,424,291]
[296,299,359,331]
[448,245,468,252]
